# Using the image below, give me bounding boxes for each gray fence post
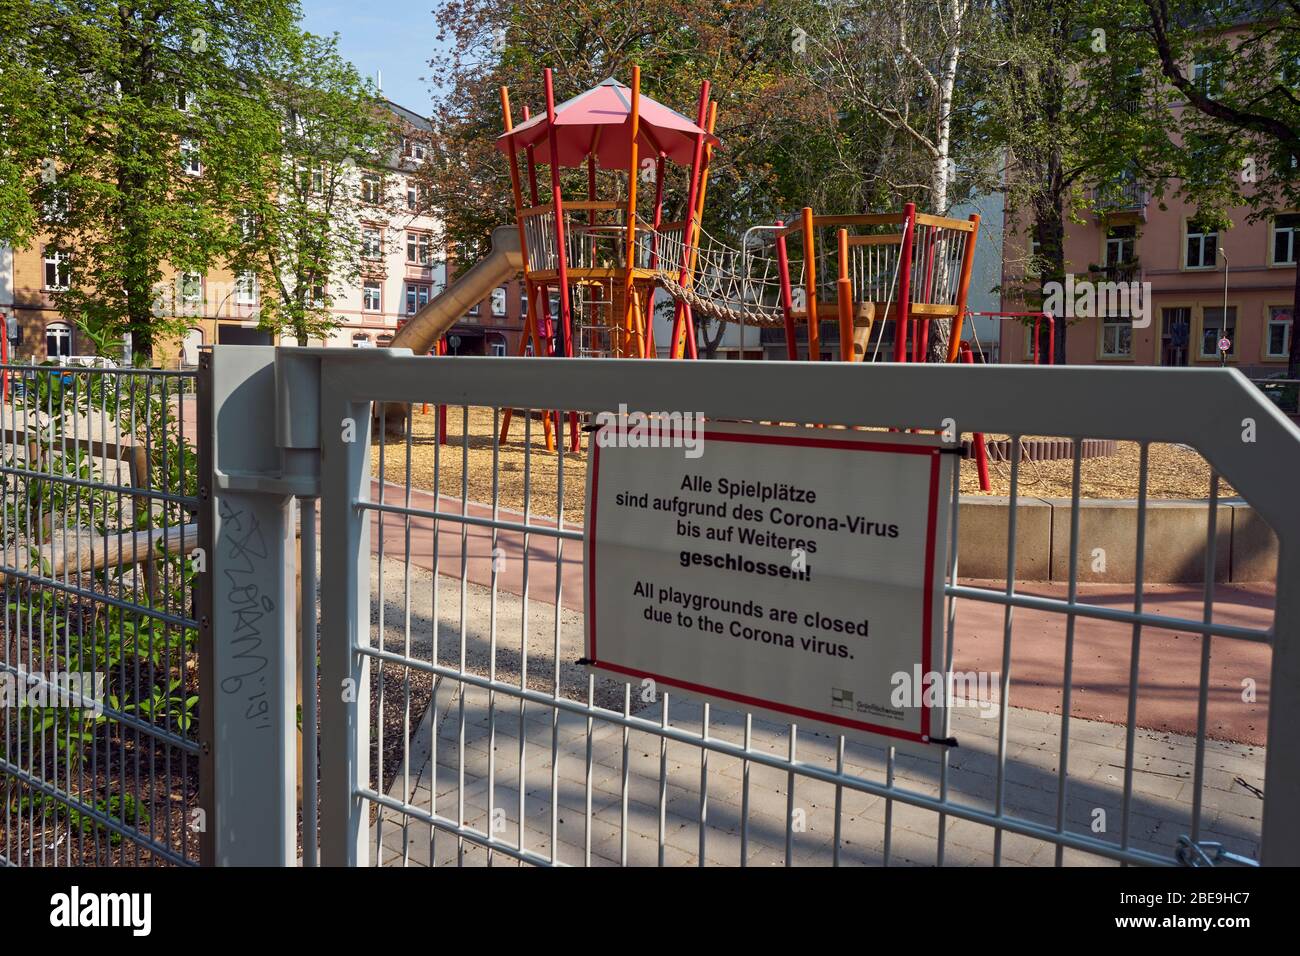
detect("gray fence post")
[202,346,320,865]
[1263,536,1300,865]
[317,357,373,866]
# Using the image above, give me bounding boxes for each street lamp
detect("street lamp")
[1218,247,1230,366]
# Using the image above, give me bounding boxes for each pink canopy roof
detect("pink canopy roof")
[496,77,718,169]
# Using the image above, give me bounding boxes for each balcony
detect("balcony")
[1092,179,1149,221]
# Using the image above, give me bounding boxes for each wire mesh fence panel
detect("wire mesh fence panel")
[306,354,1298,868]
[0,363,202,866]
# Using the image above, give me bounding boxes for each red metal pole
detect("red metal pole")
[1033,315,1041,365]
[544,69,574,362]
[775,221,797,360]
[437,338,449,446]
[542,69,580,451]
[961,343,991,493]
[669,81,710,359]
[894,203,916,362]
[1047,314,1056,365]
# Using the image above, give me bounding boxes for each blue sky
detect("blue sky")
[299,1,445,116]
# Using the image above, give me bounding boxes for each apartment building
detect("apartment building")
[999,40,1296,372]
[3,99,470,365]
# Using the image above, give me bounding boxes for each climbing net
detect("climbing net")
[644,224,792,327]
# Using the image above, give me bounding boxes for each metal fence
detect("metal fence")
[198,348,1295,868]
[0,363,202,866]
[17,348,1298,867]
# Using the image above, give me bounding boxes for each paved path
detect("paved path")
[375,680,1264,867]
[367,481,1274,745]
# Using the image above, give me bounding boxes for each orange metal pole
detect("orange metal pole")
[836,228,854,361]
[947,213,981,363]
[801,207,820,361]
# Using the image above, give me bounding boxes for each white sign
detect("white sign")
[584,421,953,754]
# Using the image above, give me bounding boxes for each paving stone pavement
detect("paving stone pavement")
[364,562,1266,867]
[371,680,1264,868]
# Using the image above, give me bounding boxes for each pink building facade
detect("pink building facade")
[999,39,1296,373]
[1001,196,1296,372]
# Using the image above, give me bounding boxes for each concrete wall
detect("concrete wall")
[957,496,1277,583]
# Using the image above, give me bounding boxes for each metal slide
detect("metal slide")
[389,225,523,355]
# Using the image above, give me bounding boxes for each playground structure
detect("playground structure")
[387,68,993,456]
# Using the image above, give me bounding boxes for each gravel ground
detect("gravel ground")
[372,407,1238,519]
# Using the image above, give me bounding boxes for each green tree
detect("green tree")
[237,32,398,346]
[3,0,300,363]
[979,0,1159,363]
[1088,0,1300,374]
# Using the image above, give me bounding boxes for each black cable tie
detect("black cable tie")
[938,446,965,455]
[926,735,959,748]
[582,423,599,433]
[575,657,594,666]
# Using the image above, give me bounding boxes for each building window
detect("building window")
[362,227,382,260]
[406,232,431,264]
[1267,306,1293,359]
[361,173,382,204]
[491,286,507,316]
[467,300,480,316]
[43,245,70,290]
[235,270,258,306]
[405,282,430,315]
[180,138,202,176]
[1104,225,1136,271]
[1201,306,1237,359]
[352,333,372,348]
[1100,318,1133,358]
[406,186,417,211]
[177,88,196,113]
[1272,214,1300,266]
[308,278,327,308]
[238,207,257,240]
[1185,222,1218,269]
[1192,61,1221,96]
[363,281,381,312]
[46,321,72,358]
[1026,236,1042,277]
[521,290,529,315]
[42,187,69,223]
[180,272,203,308]
[488,334,507,356]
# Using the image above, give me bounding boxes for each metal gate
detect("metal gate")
[1,362,202,866]
[201,347,1299,867]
